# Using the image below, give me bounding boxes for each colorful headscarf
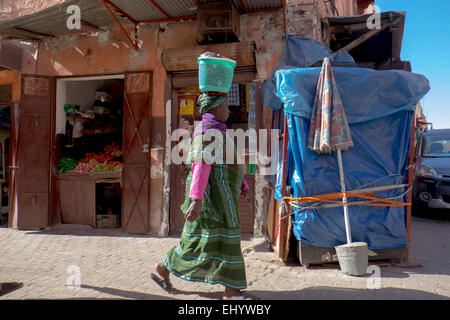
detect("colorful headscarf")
[197,93,226,114]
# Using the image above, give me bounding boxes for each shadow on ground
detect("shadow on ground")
[252,286,449,300]
[79,284,177,300]
[59,285,449,300]
[78,285,225,300]
[412,207,450,221]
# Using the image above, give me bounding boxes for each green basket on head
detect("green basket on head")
[198,57,236,93]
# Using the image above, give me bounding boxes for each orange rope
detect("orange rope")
[284,191,410,207]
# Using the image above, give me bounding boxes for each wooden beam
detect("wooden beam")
[246,7,281,14]
[103,0,138,25]
[342,22,390,52]
[161,41,256,72]
[238,0,248,13]
[101,0,139,50]
[328,17,401,34]
[139,15,196,24]
[80,20,103,32]
[146,0,171,19]
[10,28,53,40]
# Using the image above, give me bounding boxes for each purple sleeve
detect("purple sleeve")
[242,177,249,191]
[189,162,212,200]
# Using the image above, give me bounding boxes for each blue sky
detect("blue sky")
[376,0,450,129]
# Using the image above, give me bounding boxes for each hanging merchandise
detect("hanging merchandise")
[93,91,111,115]
[227,83,241,106]
[179,96,195,115]
[72,119,84,139]
[64,104,80,116]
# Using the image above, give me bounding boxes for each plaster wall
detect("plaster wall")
[7,0,350,235]
[32,10,285,235]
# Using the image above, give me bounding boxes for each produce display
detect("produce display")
[59,142,122,175]
[57,157,78,174]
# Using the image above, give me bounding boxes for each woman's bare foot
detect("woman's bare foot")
[155,263,170,280]
[223,287,242,299]
[223,287,260,300]
[151,263,173,293]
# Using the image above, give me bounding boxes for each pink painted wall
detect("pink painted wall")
[32,12,285,234]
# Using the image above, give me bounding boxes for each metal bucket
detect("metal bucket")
[335,242,368,276]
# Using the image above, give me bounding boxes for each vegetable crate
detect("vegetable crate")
[96,214,120,228]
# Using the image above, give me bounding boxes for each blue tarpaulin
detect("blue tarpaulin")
[265,37,430,249]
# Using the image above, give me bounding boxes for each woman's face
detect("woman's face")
[210,100,230,122]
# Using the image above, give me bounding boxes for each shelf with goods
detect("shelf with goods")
[57,87,124,228]
[59,89,123,178]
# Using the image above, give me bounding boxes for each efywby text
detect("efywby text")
[222,304,271,315]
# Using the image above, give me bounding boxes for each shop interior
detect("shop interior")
[55,75,124,229]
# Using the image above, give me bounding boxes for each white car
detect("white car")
[413,129,450,209]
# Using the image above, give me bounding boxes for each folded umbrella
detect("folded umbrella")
[307,57,354,244]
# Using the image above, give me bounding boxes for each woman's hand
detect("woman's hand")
[242,189,253,208]
[184,199,202,222]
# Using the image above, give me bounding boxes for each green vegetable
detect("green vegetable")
[58,157,78,173]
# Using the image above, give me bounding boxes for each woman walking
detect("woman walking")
[151,91,257,300]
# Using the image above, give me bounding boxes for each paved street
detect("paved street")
[0,213,449,300]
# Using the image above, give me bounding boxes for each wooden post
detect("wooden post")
[279,111,289,261]
[405,111,416,261]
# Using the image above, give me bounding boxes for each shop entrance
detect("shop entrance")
[55,75,125,229]
[52,72,153,234]
[9,73,152,232]
[169,73,257,235]
[0,84,11,226]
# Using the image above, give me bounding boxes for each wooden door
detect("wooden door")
[10,75,52,229]
[169,89,190,234]
[122,72,152,234]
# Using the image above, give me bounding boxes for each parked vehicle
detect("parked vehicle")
[413,129,450,209]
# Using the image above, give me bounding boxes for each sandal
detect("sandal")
[150,273,173,293]
[222,291,260,300]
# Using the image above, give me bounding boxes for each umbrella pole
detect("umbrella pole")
[337,148,352,244]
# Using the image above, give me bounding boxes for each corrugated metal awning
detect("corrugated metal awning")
[0,0,283,40]
[0,0,117,40]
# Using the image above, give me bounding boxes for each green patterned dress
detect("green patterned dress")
[163,130,247,289]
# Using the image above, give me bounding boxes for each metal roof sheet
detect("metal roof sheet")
[109,0,163,21]
[0,0,283,40]
[0,0,117,39]
[201,0,282,12]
